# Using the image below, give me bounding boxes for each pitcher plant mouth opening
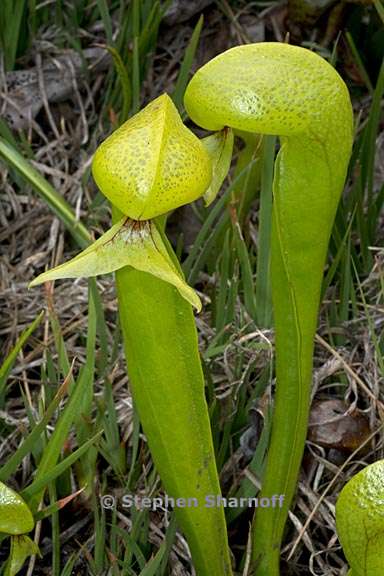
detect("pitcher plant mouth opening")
[104,217,150,241]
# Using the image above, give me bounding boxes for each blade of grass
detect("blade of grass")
[102,45,132,123]
[22,431,102,500]
[0,374,71,483]
[215,229,233,336]
[98,379,126,476]
[373,0,384,24]
[159,515,177,575]
[46,286,73,387]
[345,32,373,94]
[361,57,384,206]
[322,207,356,298]
[255,136,275,328]
[48,482,60,576]
[96,0,113,45]
[73,283,98,494]
[234,222,257,322]
[26,358,98,512]
[114,525,147,571]
[131,0,141,114]
[227,407,272,524]
[233,133,262,223]
[34,486,84,522]
[172,15,204,112]
[139,539,167,576]
[0,137,91,248]
[183,159,258,281]
[94,491,107,573]
[0,311,44,400]
[0,0,27,70]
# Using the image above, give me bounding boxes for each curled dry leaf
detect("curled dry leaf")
[308,399,371,453]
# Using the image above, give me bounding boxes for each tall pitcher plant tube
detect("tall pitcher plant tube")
[31,94,233,575]
[184,43,353,574]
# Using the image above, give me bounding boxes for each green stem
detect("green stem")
[113,209,232,575]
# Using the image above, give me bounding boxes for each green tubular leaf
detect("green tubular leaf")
[336,460,384,576]
[115,268,233,575]
[0,482,34,535]
[114,210,232,575]
[201,128,234,205]
[29,217,201,311]
[185,42,353,575]
[92,93,212,220]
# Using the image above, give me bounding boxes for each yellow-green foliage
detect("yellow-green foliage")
[185,42,353,575]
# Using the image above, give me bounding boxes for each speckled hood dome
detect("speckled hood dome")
[92,93,212,220]
[184,42,353,147]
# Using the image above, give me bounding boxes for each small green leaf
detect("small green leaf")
[201,128,234,205]
[0,482,34,535]
[29,218,201,311]
[336,460,384,576]
[5,535,40,576]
